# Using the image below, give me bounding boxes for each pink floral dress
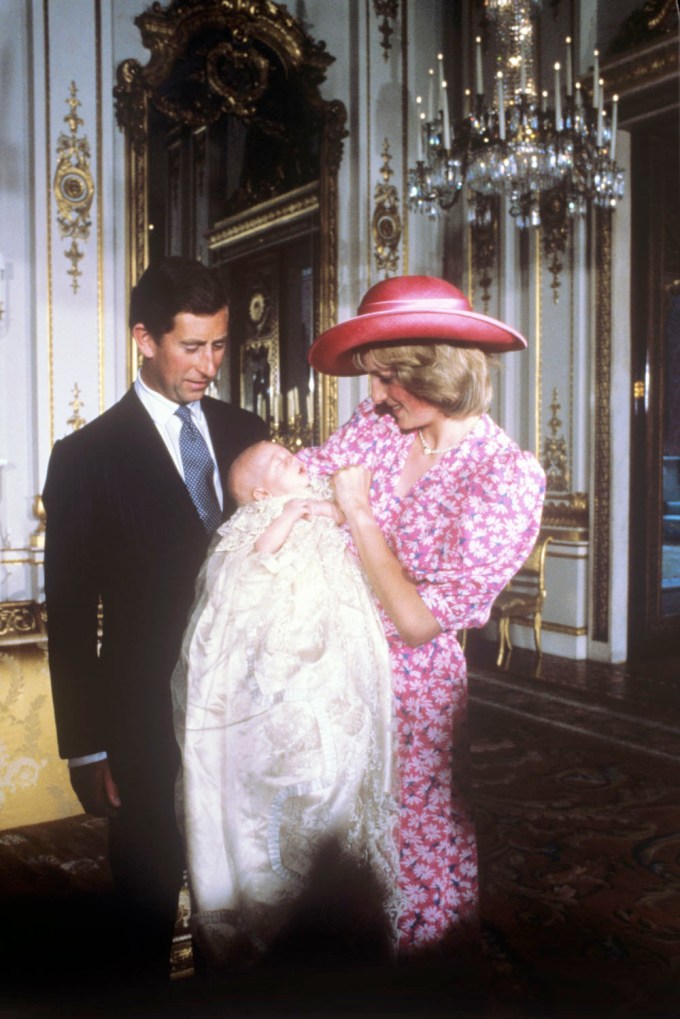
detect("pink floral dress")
[298,398,545,952]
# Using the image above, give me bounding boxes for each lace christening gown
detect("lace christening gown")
[172,479,399,967]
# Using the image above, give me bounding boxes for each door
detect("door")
[629,110,680,657]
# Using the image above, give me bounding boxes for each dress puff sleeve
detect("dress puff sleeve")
[411,441,546,634]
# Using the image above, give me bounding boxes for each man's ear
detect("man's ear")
[132,323,157,360]
[252,486,270,502]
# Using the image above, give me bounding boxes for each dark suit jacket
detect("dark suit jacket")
[43,388,267,788]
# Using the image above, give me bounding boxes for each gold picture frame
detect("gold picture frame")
[114,0,346,441]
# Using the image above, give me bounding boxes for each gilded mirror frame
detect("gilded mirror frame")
[114,0,346,440]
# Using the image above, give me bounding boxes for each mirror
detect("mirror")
[114,0,347,443]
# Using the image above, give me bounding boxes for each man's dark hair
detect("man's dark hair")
[129,256,228,339]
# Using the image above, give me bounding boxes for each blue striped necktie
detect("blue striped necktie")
[175,405,222,533]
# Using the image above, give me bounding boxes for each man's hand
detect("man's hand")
[69,759,121,817]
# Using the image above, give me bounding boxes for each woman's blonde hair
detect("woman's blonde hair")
[354,343,497,417]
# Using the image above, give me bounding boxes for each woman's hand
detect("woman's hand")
[332,465,373,518]
[332,466,441,648]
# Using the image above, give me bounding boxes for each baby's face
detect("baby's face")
[256,443,309,497]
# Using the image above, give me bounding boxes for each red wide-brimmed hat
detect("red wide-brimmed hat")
[308,275,527,376]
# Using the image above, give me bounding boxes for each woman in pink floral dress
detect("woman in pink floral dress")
[300,276,545,954]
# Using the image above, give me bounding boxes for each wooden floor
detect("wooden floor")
[466,634,680,729]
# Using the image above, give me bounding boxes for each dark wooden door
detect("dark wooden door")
[628,110,680,657]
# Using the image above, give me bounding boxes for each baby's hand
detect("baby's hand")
[307,500,346,526]
[282,498,314,521]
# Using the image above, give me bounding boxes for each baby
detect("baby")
[172,441,398,971]
[226,440,345,553]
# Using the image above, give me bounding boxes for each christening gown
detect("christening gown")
[298,400,546,952]
[172,478,399,967]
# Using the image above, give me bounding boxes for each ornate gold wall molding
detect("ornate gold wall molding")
[372,139,402,277]
[53,82,94,294]
[373,0,399,60]
[114,0,346,441]
[592,209,612,643]
[542,387,570,493]
[66,384,87,433]
[469,196,499,312]
[541,188,571,304]
[0,602,47,646]
[542,491,589,542]
[208,183,319,251]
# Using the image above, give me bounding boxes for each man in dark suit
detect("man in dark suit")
[43,257,268,985]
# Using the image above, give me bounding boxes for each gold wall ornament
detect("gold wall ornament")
[373,0,399,61]
[64,240,85,293]
[66,384,87,432]
[469,194,499,312]
[541,187,571,303]
[542,387,570,493]
[372,139,402,277]
[53,82,94,295]
[0,602,47,645]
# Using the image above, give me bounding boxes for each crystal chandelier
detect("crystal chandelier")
[408,0,624,227]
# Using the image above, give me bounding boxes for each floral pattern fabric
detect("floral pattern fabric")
[298,399,545,951]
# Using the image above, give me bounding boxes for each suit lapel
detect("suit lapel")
[203,398,233,495]
[115,388,204,532]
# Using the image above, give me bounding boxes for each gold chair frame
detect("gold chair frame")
[490,535,553,666]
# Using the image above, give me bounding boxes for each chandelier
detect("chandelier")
[408,1,624,228]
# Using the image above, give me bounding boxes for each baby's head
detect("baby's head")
[227,441,310,506]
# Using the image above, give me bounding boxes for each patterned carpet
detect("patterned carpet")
[1,651,679,1016]
[468,654,680,1017]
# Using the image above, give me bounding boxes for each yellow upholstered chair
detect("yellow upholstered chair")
[490,535,553,666]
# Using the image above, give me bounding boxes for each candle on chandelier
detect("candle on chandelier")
[287,387,300,419]
[306,390,314,424]
[271,390,280,425]
[427,67,435,121]
[475,36,484,95]
[541,90,548,113]
[565,37,573,96]
[575,81,583,107]
[593,50,600,107]
[554,63,562,131]
[497,72,506,141]
[464,88,471,118]
[596,86,604,146]
[610,94,619,161]
[442,80,451,149]
[416,95,424,160]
